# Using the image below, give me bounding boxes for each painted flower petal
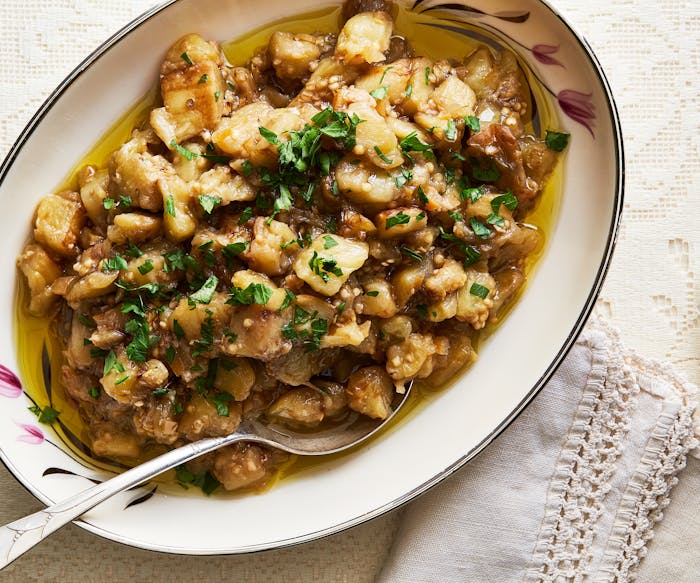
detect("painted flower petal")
[18,423,44,445]
[532,44,563,67]
[557,89,596,137]
[0,365,22,398]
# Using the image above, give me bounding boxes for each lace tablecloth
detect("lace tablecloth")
[0,0,697,581]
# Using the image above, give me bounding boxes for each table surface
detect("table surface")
[0,0,697,580]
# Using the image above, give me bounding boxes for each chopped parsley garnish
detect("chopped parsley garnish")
[461,185,484,202]
[137,259,154,275]
[416,304,428,319]
[424,66,431,85]
[152,387,169,396]
[172,320,185,339]
[103,350,125,376]
[491,191,519,213]
[273,184,293,216]
[323,235,338,249]
[394,168,413,188]
[192,314,215,357]
[214,91,221,101]
[103,198,115,210]
[280,289,296,311]
[102,254,128,272]
[169,140,198,161]
[415,211,426,221]
[465,115,481,133]
[165,194,176,217]
[202,152,231,164]
[258,126,280,145]
[180,52,193,65]
[227,283,273,306]
[405,84,413,98]
[417,186,429,204]
[29,405,61,424]
[486,213,506,227]
[125,317,155,363]
[281,306,328,351]
[373,146,393,165]
[165,345,176,363]
[439,227,482,266]
[240,160,253,176]
[545,130,570,152]
[124,243,143,258]
[448,210,463,222]
[370,86,388,100]
[222,242,248,265]
[175,466,220,495]
[470,217,491,239]
[379,66,393,84]
[198,73,208,84]
[366,290,379,297]
[238,206,253,225]
[309,251,343,282]
[337,301,346,314]
[469,282,490,299]
[119,195,132,208]
[471,157,501,182]
[88,387,100,399]
[190,275,219,304]
[78,313,96,328]
[401,246,423,261]
[400,131,432,154]
[385,211,411,230]
[445,119,457,141]
[211,391,233,416]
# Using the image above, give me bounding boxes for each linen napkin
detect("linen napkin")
[378,317,698,582]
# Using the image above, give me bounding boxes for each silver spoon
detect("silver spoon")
[0,382,412,569]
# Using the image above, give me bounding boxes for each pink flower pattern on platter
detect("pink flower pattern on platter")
[557,89,596,136]
[17,423,44,445]
[0,365,22,398]
[531,44,563,67]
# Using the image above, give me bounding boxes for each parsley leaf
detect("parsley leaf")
[169,140,198,161]
[400,131,432,154]
[238,206,253,225]
[373,146,393,165]
[465,115,481,133]
[125,318,153,363]
[385,211,411,230]
[102,254,128,272]
[198,194,222,214]
[471,157,501,182]
[470,217,491,239]
[370,86,388,100]
[445,119,457,141]
[137,259,154,275]
[469,282,490,299]
[323,235,338,249]
[401,246,423,261]
[180,52,193,65]
[490,191,519,213]
[258,126,280,145]
[545,130,570,152]
[29,405,61,424]
[227,283,273,306]
[190,275,219,304]
[165,194,176,217]
[461,185,484,202]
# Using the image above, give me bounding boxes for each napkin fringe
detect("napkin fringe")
[526,318,697,583]
[525,321,637,582]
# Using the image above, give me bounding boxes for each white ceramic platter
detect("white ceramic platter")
[0,0,622,554]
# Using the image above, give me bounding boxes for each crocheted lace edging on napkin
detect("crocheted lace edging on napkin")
[524,320,698,583]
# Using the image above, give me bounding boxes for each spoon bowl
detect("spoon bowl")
[0,382,412,569]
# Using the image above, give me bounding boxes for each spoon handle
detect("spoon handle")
[0,431,249,569]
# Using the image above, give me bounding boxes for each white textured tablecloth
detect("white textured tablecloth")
[1,0,698,581]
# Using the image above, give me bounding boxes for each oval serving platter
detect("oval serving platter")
[0,0,622,554]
